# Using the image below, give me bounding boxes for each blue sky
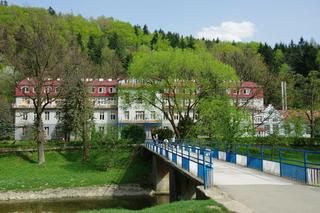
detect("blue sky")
[7,0,320,45]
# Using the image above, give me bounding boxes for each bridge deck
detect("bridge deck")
[209,159,320,213]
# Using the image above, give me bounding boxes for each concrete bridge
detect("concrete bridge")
[143,141,214,201]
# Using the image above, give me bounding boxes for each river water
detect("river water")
[0,195,170,213]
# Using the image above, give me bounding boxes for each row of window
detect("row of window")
[22,111,58,121]
[99,112,116,120]
[21,86,58,94]
[228,88,251,95]
[123,111,156,120]
[21,126,49,136]
[21,86,116,94]
[91,87,116,94]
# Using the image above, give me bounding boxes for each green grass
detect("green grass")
[0,147,151,191]
[80,199,230,213]
[0,140,82,148]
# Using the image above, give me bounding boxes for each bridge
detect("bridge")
[143,140,320,213]
[143,141,214,201]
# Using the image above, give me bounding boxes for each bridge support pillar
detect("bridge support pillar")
[152,155,170,194]
[152,155,197,201]
[175,171,197,200]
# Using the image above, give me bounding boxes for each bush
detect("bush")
[121,125,146,144]
[152,128,174,141]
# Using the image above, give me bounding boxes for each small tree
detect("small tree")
[121,125,146,144]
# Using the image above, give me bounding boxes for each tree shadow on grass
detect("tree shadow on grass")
[117,146,152,187]
[57,150,103,173]
[16,152,37,164]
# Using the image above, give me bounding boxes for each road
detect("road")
[208,159,320,213]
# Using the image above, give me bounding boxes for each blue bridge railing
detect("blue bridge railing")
[145,140,214,189]
[173,139,320,186]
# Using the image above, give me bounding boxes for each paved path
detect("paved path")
[208,159,320,213]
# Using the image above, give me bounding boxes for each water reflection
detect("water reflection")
[0,195,170,213]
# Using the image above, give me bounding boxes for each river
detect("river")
[0,195,170,213]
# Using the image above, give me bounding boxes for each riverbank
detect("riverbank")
[0,184,154,201]
[0,148,151,191]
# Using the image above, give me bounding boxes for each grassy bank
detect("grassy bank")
[0,147,151,191]
[81,199,230,213]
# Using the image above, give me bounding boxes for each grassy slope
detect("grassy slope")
[0,148,151,191]
[81,199,230,213]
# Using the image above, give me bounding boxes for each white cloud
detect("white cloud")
[196,21,255,42]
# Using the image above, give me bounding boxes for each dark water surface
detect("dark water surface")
[0,195,170,213]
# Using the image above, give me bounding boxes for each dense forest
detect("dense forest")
[0,5,320,140]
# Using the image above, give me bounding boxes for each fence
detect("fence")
[145,140,214,189]
[174,139,320,186]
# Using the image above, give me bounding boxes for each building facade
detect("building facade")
[14,78,118,140]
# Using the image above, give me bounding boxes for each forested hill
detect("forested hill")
[0,5,320,108]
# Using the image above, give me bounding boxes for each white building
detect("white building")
[14,78,118,140]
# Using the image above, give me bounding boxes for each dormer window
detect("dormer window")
[109,87,116,93]
[45,87,52,93]
[98,87,105,93]
[243,88,250,95]
[21,86,29,94]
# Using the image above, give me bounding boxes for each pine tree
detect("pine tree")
[150,31,159,50]
[48,6,56,16]
[143,24,149,35]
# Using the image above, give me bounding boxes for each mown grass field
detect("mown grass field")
[0,147,151,191]
[80,199,230,213]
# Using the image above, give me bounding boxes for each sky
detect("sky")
[6,0,320,45]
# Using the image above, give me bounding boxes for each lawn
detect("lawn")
[0,147,151,191]
[80,199,230,213]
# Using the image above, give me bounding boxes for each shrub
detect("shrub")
[121,125,146,144]
[152,128,174,141]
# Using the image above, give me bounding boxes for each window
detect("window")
[91,87,95,93]
[194,113,199,120]
[21,86,29,93]
[99,126,104,133]
[44,127,49,136]
[98,87,105,93]
[255,116,262,123]
[150,111,156,120]
[125,111,130,120]
[33,113,37,121]
[97,98,106,105]
[22,126,26,136]
[56,112,60,120]
[243,88,250,95]
[174,114,179,120]
[240,99,247,105]
[22,112,28,120]
[272,117,279,122]
[45,111,50,120]
[45,87,52,93]
[100,112,105,120]
[110,112,116,120]
[135,111,145,120]
[109,87,115,93]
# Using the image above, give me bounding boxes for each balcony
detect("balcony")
[119,119,161,124]
[94,103,117,109]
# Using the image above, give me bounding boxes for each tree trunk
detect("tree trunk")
[36,117,46,164]
[82,121,89,161]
